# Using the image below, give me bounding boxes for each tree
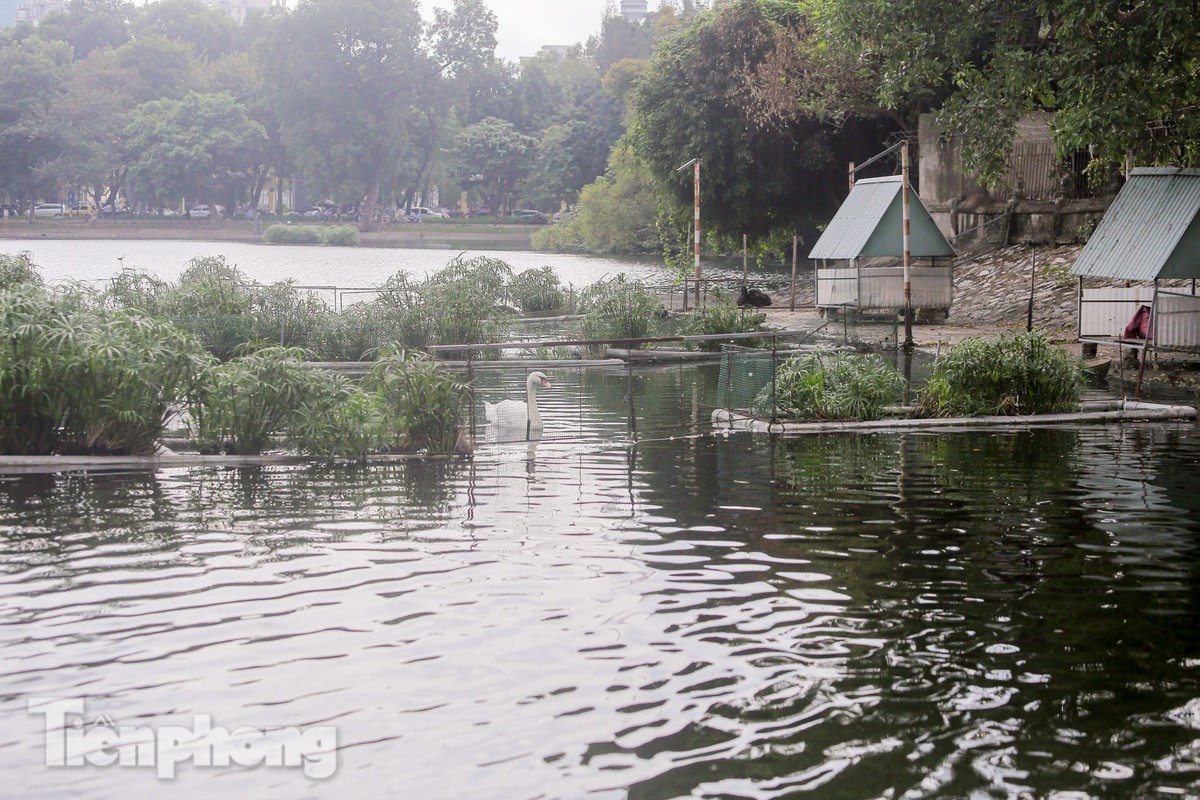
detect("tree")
[262,0,429,230]
[786,0,1200,185]
[41,48,138,212]
[33,0,133,60]
[449,117,536,214]
[943,1,1200,181]
[527,93,624,208]
[589,12,652,74]
[132,0,237,61]
[628,0,850,240]
[115,34,198,102]
[397,0,501,212]
[531,144,664,254]
[124,91,267,211]
[0,37,71,208]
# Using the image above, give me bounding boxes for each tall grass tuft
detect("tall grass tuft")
[678,303,765,351]
[917,332,1084,417]
[107,257,328,361]
[288,374,382,460]
[579,275,664,346]
[364,347,468,452]
[188,345,327,455]
[757,350,906,421]
[510,267,567,313]
[0,251,44,289]
[0,284,211,455]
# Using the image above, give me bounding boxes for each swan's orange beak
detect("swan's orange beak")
[540,377,552,388]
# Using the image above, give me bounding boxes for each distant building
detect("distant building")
[199,0,273,25]
[0,0,20,28]
[621,0,648,23]
[14,0,65,26]
[538,44,572,61]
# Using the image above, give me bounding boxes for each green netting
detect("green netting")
[717,345,777,414]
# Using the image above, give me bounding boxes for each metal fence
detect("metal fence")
[426,331,883,448]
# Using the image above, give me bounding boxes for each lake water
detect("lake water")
[0,239,794,292]
[2,359,1200,798]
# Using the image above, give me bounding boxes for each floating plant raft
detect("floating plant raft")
[713,399,1197,434]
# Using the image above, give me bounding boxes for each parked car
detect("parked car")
[189,204,223,219]
[69,202,97,217]
[101,204,131,217]
[33,203,66,218]
[408,207,445,218]
[514,209,548,224]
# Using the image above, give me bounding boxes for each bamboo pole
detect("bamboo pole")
[790,235,798,311]
[901,141,913,349]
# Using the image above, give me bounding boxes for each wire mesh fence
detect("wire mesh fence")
[428,332,869,449]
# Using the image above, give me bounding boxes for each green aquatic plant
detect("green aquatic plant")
[0,284,210,455]
[510,266,567,313]
[106,257,329,361]
[578,275,664,347]
[188,345,327,455]
[364,347,468,452]
[288,374,382,460]
[677,303,766,351]
[0,251,44,289]
[917,332,1083,417]
[756,350,906,421]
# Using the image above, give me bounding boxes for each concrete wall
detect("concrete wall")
[918,113,1113,249]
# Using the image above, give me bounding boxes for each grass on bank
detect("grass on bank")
[263,224,360,246]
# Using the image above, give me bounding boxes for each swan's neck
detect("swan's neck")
[526,380,542,429]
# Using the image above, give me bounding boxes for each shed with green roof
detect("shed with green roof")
[809,176,955,319]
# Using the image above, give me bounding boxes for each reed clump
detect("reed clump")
[579,275,664,347]
[917,332,1083,416]
[678,303,765,351]
[757,350,905,421]
[0,283,211,455]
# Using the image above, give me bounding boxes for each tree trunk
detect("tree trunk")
[360,173,381,232]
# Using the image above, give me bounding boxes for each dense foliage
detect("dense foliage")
[757,350,905,421]
[578,275,664,346]
[509,266,569,314]
[0,284,211,455]
[364,347,468,453]
[918,333,1083,417]
[264,224,360,246]
[677,304,766,351]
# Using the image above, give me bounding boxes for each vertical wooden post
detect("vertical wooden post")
[694,159,702,308]
[790,235,798,311]
[848,162,856,193]
[742,234,748,288]
[901,141,913,349]
[1027,251,1036,332]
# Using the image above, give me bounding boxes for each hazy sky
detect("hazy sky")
[424,0,662,61]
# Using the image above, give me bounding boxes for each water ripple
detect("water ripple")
[1,427,1199,798]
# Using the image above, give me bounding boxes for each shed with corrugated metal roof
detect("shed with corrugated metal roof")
[1070,167,1200,358]
[809,176,955,260]
[1070,168,1200,281]
[808,176,955,318]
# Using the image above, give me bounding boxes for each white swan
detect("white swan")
[485,371,551,440]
